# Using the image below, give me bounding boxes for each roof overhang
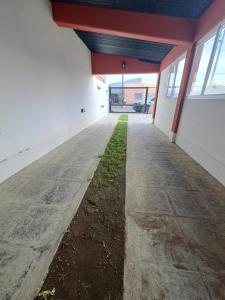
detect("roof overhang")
[52,2,196,46]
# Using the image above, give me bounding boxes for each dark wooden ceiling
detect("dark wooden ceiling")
[52,0,213,19]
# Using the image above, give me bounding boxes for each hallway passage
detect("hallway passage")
[124,114,225,300]
[1,114,225,299]
[0,115,118,300]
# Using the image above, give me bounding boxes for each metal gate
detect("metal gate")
[109,86,152,113]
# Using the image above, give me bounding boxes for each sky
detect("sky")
[105,73,158,86]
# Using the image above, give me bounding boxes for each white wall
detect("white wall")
[0,0,109,183]
[154,66,178,137]
[155,61,225,186]
[176,98,225,186]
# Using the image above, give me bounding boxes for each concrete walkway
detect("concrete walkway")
[124,114,225,300]
[0,115,118,300]
[2,113,225,300]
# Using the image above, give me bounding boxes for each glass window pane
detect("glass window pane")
[167,65,176,96]
[188,35,216,96]
[167,87,173,96]
[205,27,225,95]
[174,58,185,96]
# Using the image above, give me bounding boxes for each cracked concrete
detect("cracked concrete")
[0,114,118,300]
[124,114,225,300]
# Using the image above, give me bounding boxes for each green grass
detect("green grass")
[91,115,128,188]
[38,115,128,299]
[118,115,128,122]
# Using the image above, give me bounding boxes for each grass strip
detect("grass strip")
[36,115,128,300]
[118,115,128,122]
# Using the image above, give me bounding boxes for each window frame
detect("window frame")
[166,55,186,98]
[187,20,225,99]
[134,92,143,101]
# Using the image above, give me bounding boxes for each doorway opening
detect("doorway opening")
[106,74,157,114]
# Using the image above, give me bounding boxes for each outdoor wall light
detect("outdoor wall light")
[122,60,126,70]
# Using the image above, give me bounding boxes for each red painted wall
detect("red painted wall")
[91,53,159,75]
[160,45,188,71]
[52,2,195,46]
[160,0,225,71]
[195,0,225,42]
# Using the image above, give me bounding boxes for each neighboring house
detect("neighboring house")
[110,77,156,105]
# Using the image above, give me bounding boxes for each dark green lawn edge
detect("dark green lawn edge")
[36,115,128,300]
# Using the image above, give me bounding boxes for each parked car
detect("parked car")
[133,102,150,113]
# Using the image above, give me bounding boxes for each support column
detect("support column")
[152,72,161,124]
[170,43,195,142]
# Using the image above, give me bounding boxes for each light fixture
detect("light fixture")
[122,60,126,70]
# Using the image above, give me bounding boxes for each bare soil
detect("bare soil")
[35,116,127,300]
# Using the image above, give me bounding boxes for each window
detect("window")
[205,27,225,95]
[174,58,185,96]
[167,57,185,97]
[187,23,225,97]
[167,64,176,97]
[134,92,142,101]
[187,35,216,96]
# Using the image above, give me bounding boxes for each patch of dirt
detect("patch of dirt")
[35,118,127,300]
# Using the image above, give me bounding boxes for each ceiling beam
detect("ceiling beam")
[195,0,225,42]
[52,2,196,46]
[160,45,188,71]
[91,53,159,75]
[160,0,225,71]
